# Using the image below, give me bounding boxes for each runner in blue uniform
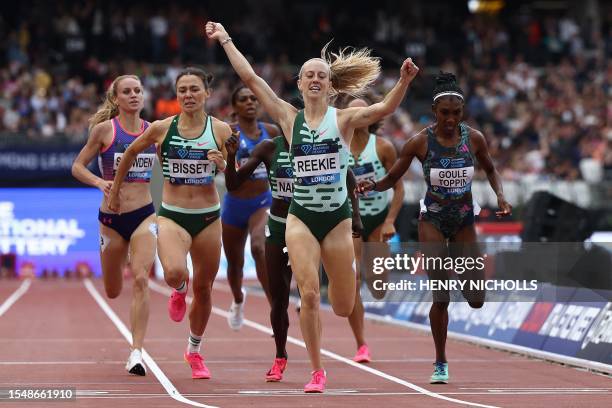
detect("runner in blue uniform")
[222,85,281,330]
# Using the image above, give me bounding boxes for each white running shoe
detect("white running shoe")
[125,349,146,376]
[227,289,246,331]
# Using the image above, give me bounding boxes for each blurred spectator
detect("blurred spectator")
[0,0,610,182]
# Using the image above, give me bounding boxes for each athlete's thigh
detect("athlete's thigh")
[247,207,268,248]
[99,223,129,295]
[157,216,191,273]
[191,218,222,285]
[320,219,355,295]
[128,214,157,278]
[285,215,321,289]
[368,223,384,243]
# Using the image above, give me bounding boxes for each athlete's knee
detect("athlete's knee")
[299,289,320,311]
[132,273,149,293]
[250,242,265,261]
[271,296,289,314]
[192,278,213,301]
[468,301,484,309]
[105,285,122,299]
[164,266,187,288]
[226,258,245,274]
[331,299,354,317]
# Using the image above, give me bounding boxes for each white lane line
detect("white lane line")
[84,279,218,408]
[0,279,31,317]
[149,280,499,408]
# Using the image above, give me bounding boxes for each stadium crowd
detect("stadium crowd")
[1,0,610,181]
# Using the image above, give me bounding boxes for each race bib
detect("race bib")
[113,153,156,180]
[430,166,474,194]
[168,159,215,185]
[293,142,340,186]
[239,158,267,178]
[352,162,376,183]
[352,162,378,197]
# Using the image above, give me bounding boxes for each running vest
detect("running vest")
[423,123,474,202]
[291,107,349,212]
[98,118,154,182]
[268,136,293,203]
[348,134,389,216]
[160,114,219,185]
[235,122,270,181]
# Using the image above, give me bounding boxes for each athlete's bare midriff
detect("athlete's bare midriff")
[100,182,152,213]
[162,180,220,209]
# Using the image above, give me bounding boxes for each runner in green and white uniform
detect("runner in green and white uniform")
[109,67,232,381]
[343,95,405,364]
[207,19,419,392]
[224,133,361,382]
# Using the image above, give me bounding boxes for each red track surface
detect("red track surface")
[0,278,610,407]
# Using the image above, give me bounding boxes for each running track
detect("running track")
[0,278,610,407]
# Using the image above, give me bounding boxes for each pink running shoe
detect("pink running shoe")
[353,344,371,363]
[265,357,287,382]
[168,279,188,322]
[184,351,211,379]
[304,369,326,393]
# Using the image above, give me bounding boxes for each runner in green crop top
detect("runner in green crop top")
[207,19,419,392]
[338,94,406,364]
[109,67,232,380]
[224,133,362,382]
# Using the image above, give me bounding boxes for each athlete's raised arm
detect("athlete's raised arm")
[205,22,297,138]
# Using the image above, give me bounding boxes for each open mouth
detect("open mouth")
[309,84,321,92]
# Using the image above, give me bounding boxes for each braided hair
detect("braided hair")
[432,72,464,104]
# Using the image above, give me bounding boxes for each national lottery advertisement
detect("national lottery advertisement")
[0,188,102,277]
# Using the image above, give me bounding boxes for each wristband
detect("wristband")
[220,37,232,46]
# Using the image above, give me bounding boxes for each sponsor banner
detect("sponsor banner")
[0,146,94,182]
[576,301,612,365]
[363,282,612,366]
[0,188,102,276]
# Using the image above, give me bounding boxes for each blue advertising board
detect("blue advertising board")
[0,188,102,276]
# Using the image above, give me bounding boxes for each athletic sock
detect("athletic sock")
[176,280,187,294]
[188,331,202,354]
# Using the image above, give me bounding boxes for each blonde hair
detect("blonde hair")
[89,75,140,131]
[299,42,381,98]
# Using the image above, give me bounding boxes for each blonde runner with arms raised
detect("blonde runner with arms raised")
[206,21,418,393]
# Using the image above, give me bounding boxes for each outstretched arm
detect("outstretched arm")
[224,136,274,190]
[342,58,419,130]
[108,120,165,212]
[471,130,512,218]
[205,22,297,139]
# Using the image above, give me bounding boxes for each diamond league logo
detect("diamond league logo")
[286,168,293,177]
[300,144,313,155]
[177,149,188,159]
[440,158,451,168]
